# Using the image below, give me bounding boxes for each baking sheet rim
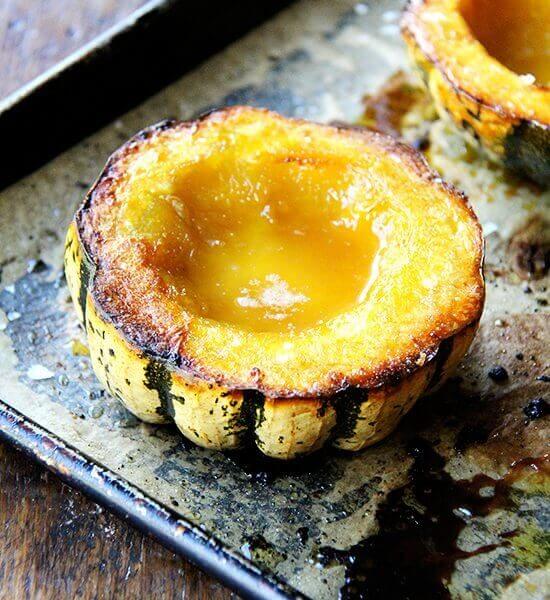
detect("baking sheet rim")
[0,399,307,600]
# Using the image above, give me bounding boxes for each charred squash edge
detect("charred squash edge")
[65,107,484,459]
[402,0,550,187]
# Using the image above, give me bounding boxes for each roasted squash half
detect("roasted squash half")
[64,107,484,459]
[402,0,550,187]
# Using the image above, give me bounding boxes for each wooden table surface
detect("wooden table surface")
[0,2,234,598]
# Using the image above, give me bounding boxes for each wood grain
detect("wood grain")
[0,442,235,600]
[0,2,235,598]
[0,0,147,98]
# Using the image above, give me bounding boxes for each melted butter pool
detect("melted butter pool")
[122,151,381,333]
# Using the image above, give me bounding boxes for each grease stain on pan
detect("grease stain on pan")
[316,439,549,600]
[0,267,138,428]
[220,84,304,116]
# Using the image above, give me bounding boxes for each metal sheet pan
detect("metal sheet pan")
[0,1,548,598]
[0,0,292,190]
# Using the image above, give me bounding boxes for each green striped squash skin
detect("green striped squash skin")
[503,121,550,188]
[65,222,478,460]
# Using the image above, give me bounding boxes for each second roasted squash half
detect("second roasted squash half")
[65,107,484,459]
[402,0,550,187]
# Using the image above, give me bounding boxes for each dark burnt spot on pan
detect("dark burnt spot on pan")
[269,48,311,74]
[488,365,509,383]
[454,423,489,453]
[411,136,430,152]
[322,6,362,40]
[316,439,548,599]
[296,526,310,545]
[240,533,287,570]
[523,398,549,421]
[507,215,550,280]
[26,259,48,274]
[0,256,16,284]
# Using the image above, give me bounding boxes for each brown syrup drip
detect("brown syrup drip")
[360,71,426,139]
[317,440,548,599]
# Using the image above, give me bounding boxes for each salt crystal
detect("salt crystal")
[482,221,499,236]
[381,10,400,22]
[519,73,536,85]
[27,364,55,380]
[379,23,400,36]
